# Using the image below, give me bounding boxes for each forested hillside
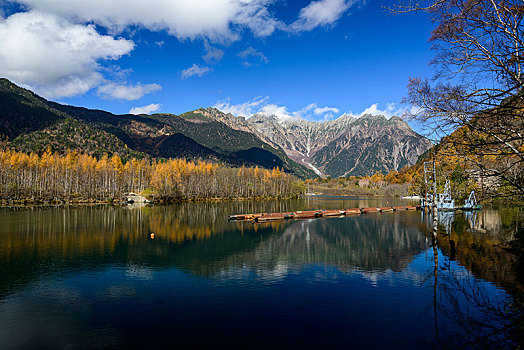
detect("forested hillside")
[0,79,315,179]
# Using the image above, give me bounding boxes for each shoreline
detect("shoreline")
[0,195,303,207]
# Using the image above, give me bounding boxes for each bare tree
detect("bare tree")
[393,0,524,198]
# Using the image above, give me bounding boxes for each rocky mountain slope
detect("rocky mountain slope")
[246,113,432,177]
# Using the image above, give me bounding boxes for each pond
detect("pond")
[0,197,523,349]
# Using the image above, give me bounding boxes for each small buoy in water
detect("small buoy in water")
[150,233,155,240]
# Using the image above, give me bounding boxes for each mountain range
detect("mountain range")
[0,78,431,178]
[247,113,433,177]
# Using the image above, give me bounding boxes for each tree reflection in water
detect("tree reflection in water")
[427,207,524,348]
[0,202,522,347]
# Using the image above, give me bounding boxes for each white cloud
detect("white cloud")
[314,106,339,115]
[102,65,133,80]
[215,98,416,123]
[290,0,357,32]
[312,105,339,121]
[260,104,293,120]
[334,102,420,120]
[97,82,161,100]
[233,1,282,38]
[2,1,366,98]
[202,41,224,64]
[238,47,268,66]
[181,64,212,79]
[214,97,294,119]
[12,0,363,41]
[14,0,281,43]
[0,10,134,98]
[214,96,268,117]
[214,97,340,121]
[291,103,316,118]
[407,105,423,116]
[129,103,161,115]
[287,103,339,120]
[357,103,407,119]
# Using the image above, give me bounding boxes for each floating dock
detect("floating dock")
[229,205,420,223]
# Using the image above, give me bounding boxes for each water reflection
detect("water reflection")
[434,209,524,295]
[0,201,522,348]
[428,207,524,347]
[243,215,428,274]
[437,211,455,235]
[1,204,522,288]
[435,258,521,348]
[0,202,428,289]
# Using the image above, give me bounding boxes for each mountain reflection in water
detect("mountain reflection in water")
[1,201,426,280]
[0,200,522,349]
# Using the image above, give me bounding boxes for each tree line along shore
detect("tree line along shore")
[0,148,303,203]
[1,145,520,205]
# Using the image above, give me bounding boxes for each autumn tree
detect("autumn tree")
[393,0,524,198]
[0,147,301,202]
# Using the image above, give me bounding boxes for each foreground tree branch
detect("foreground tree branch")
[394,0,524,198]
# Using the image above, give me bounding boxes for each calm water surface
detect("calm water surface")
[1,197,523,349]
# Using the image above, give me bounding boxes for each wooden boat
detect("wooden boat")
[254,212,292,222]
[255,216,284,222]
[392,206,407,211]
[228,214,245,221]
[344,209,361,215]
[291,210,320,219]
[229,213,265,221]
[323,210,346,217]
[230,204,423,223]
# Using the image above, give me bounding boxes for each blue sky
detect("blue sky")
[0,0,435,122]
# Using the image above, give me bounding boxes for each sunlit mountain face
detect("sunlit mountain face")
[247,112,432,177]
